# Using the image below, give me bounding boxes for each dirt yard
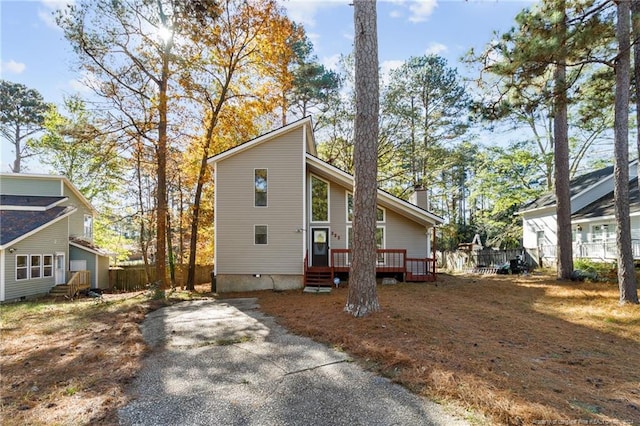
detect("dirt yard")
[1,274,638,425]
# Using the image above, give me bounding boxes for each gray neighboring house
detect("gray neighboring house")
[518,160,640,264]
[207,117,444,292]
[0,173,110,302]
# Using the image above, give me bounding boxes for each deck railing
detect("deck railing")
[537,241,640,261]
[324,249,435,282]
[67,270,91,297]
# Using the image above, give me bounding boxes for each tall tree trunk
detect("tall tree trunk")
[135,142,152,284]
[12,127,21,173]
[554,0,573,280]
[632,0,640,192]
[614,1,639,304]
[155,3,173,290]
[345,0,380,317]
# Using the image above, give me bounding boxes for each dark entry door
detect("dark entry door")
[311,228,329,267]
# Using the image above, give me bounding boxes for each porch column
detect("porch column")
[426,227,432,258]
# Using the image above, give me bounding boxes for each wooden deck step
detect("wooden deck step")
[305,267,332,287]
[50,285,71,297]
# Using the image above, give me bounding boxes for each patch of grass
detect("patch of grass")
[246,274,640,426]
[0,286,214,426]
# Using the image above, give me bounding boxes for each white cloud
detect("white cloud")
[279,0,343,29]
[322,54,342,72]
[0,60,27,74]
[425,42,447,55]
[381,59,404,85]
[408,0,437,23]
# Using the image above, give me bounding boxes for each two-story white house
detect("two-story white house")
[0,173,110,302]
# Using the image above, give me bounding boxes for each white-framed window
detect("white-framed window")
[254,225,268,245]
[255,168,268,207]
[84,215,93,239]
[347,225,385,263]
[43,255,53,277]
[536,231,545,247]
[310,175,329,222]
[16,255,28,280]
[591,224,616,243]
[346,192,385,223]
[30,255,42,279]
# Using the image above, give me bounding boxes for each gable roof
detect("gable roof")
[572,178,640,220]
[306,153,444,227]
[519,159,639,214]
[0,195,68,211]
[207,116,316,164]
[0,206,77,248]
[0,173,96,214]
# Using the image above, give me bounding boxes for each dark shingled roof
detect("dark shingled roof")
[0,206,75,246]
[69,237,111,256]
[520,165,615,212]
[1,194,67,208]
[572,178,640,219]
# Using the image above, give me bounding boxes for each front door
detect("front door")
[311,228,329,267]
[55,253,66,285]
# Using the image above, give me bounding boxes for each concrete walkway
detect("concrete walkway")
[118,298,470,426]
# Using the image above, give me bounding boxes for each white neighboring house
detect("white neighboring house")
[518,160,639,265]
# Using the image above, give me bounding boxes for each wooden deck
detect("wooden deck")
[304,249,436,287]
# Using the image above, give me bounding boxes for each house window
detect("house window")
[591,224,616,243]
[310,175,329,222]
[43,255,53,277]
[255,225,268,245]
[16,255,28,280]
[346,193,384,222]
[255,169,268,207]
[30,255,42,279]
[84,215,93,239]
[536,231,545,247]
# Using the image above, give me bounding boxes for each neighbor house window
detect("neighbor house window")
[255,225,268,245]
[255,169,268,207]
[84,215,93,239]
[591,224,616,243]
[16,255,28,280]
[536,231,545,247]
[30,255,42,279]
[346,193,385,222]
[43,255,53,277]
[310,175,329,222]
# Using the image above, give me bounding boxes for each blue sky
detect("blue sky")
[0,0,535,171]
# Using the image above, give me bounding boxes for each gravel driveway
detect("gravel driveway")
[118,298,470,426]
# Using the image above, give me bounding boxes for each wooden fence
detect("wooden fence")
[109,264,214,292]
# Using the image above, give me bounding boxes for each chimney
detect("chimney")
[410,185,428,210]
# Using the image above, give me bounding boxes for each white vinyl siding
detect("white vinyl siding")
[215,127,304,275]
